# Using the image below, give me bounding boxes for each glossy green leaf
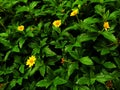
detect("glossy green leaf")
[0,33,8,37]
[26,30,34,37]
[96,74,112,84]
[17,77,23,85]
[108,10,120,20]
[101,31,117,43]
[39,65,46,77]
[19,65,25,73]
[79,56,94,65]
[29,1,39,9]
[79,86,90,90]
[0,37,11,47]
[10,79,16,88]
[77,33,97,43]
[68,62,78,77]
[36,79,52,88]
[103,62,116,68]
[69,50,79,60]
[19,38,26,48]
[12,45,20,52]
[101,48,110,55]
[83,17,99,24]
[16,6,29,13]
[53,77,67,87]
[3,50,11,61]
[43,46,56,57]
[0,77,4,82]
[20,0,28,3]
[29,64,40,76]
[76,77,90,85]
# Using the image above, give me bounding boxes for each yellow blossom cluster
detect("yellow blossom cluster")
[53,20,61,28]
[52,9,79,28]
[103,21,110,30]
[18,25,24,31]
[26,55,36,67]
[70,9,79,16]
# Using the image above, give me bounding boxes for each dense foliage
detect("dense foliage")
[1,0,120,90]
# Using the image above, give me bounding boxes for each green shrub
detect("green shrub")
[0,0,120,90]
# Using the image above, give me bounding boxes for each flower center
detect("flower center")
[56,22,60,25]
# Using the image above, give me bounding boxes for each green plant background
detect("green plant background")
[0,0,120,90]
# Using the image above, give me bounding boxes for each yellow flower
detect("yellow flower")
[103,21,110,30]
[26,55,36,67]
[53,20,61,27]
[18,25,24,31]
[70,9,79,16]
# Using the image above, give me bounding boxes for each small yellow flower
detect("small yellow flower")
[53,20,61,27]
[70,9,79,16]
[18,25,24,31]
[26,55,36,67]
[103,21,110,30]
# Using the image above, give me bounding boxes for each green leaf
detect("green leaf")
[29,64,40,76]
[73,41,81,47]
[73,86,79,90]
[68,62,78,77]
[40,38,47,47]
[79,56,94,65]
[19,65,25,73]
[96,74,112,84]
[0,33,8,37]
[103,62,116,69]
[0,71,4,75]
[20,0,28,3]
[77,33,97,43]
[43,46,56,57]
[95,4,105,16]
[0,77,4,82]
[0,37,11,47]
[12,45,20,52]
[16,6,29,13]
[108,10,120,20]
[36,79,52,88]
[101,48,110,55]
[29,1,39,9]
[69,50,79,60]
[19,38,26,48]
[50,85,57,90]
[90,78,96,85]
[79,86,90,90]
[10,79,16,88]
[17,77,23,85]
[64,23,79,31]
[28,42,39,48]
[3,50,11,61]
[32,48,40,54]
[76,77,90,85]
[72,0,81,7]
[65,45,73,52]
[83,17,100,24]
[53,76,67,87]
[101,31,117,43]
[91,0,103,3]
[26,30,34,37]
[38,22,43,30]
[39,65,46,77]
